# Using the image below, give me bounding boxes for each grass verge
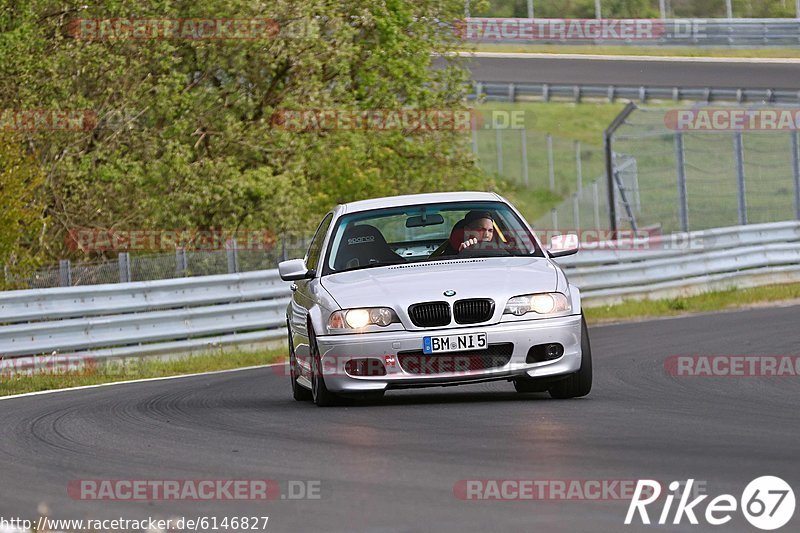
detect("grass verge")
[584,283,800,324]
[0,347,287,398]
[466,43,800,59]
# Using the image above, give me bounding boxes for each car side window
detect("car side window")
[305,213,334,273]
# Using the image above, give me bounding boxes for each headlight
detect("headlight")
[503,293,571,317]
[328,307,398,330]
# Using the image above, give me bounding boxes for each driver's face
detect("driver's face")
[465,218,494,242]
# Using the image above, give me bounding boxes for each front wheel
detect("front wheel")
[309,326,341,407]
[548,315,593,399]
[288,322,312,401]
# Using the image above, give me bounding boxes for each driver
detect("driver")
[458,210,494,252]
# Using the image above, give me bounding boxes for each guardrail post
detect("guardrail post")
[547,134,555,191]
[674,132,690,232]
[733,132,748,225]
[520,128,529,187]
[542,83,550,102]
[59,259,71,287]
[508,83,516,102]
[575,141,583,194]
[118,253,131,283]
[551,208,558,230]
[495,128,503,175]
[792,130,800,220]
[176,248,187,276]
[227,238,239,273]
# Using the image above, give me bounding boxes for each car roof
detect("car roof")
[338,191,503,214]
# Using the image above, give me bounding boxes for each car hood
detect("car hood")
[320,256,558,312]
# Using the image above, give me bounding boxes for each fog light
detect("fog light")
[526,343,564,363]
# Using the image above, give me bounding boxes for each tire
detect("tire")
[513,377,550,393]
[309,326,340,407]
[548,315,593,399]
[288,322,312,402]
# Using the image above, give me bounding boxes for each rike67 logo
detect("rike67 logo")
[626,477,796,530]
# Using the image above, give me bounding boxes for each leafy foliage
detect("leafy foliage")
[0,0,489,263]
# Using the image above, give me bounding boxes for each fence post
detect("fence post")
[550,208,558,231]
[575,141,583,194]
[592,181,601,230]
[520,128,529,187]
[547,134,555,191]
[572,194,580,230]
[792,130,800,220]
[118,253,131,283]
[733,132,748,225]
[227,238,239,273]
[59,259,71,287]
[674,132,689,232]
[495,128,503,175]
[527,0,534,18]
[176,248,187,276]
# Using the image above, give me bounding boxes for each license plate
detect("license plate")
[423,333,487,354]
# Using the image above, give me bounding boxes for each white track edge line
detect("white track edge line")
[0,361,287,402]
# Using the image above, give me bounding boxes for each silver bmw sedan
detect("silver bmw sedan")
[279,191,591,406]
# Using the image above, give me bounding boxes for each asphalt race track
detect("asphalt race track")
[0,305,798,532]
[459,55,800,90]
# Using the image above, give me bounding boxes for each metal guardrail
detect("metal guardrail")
[0,270,291,370]
[557,221,800,305]
[463,18,800,47]
[1,222,797,368]
[472,81,800,104]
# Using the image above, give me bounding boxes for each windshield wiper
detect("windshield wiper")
[338,260,406,273]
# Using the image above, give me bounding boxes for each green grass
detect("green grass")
[0,347,286,397]
[584,283,800,324]
[467,43,800,58]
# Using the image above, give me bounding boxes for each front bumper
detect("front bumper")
[313,314,583,393]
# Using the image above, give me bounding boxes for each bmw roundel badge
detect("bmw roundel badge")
[443,290,456,297]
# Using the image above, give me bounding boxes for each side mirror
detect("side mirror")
[278,259,314,281]
[547,234,579,258]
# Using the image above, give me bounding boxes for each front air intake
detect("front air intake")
[408,301,451,327]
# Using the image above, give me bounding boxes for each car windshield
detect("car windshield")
[323,201,544,275]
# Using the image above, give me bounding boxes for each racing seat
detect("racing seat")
[334,224,405,270]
